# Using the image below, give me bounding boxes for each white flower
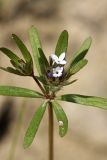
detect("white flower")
[51,52,66,65]
[52,66,63,77]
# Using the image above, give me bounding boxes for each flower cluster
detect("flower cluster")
[48,52,66,78]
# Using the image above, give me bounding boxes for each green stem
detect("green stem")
[48,101,54,160]
[32,74,46,95]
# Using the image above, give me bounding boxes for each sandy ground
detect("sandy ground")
[0,0,107,160]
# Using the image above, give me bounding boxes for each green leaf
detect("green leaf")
[10,60,19,69]
[34,48,49,80]
[62,79,78,86]
[10,59,33,76]
[29,26,43,76]
[52,101,68,137]
[23,60,33,74]
[69,59,88,75]
[55,30,68,56]
[36,76,47,84]
[0,86,43,98]
[12,34,32,62]
[38,48,49,70]
[57,94,107,110]
[0,66,24,76]
[49,85,61,92]
[34,75,49,92]
[0,47,20,64]
[10,60,24,74]
[70,37,92,66]
[23,101,47,148]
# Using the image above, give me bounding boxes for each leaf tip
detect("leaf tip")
[63,29,68,34]
[86,36,92,45]
[11,33,16,39]
[29,25,38,32]
[0,47,4,50]
[11,33,15,36]
[23,141,29,149]
[23,136,32,149]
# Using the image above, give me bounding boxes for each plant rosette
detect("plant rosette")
[0,26,107,150]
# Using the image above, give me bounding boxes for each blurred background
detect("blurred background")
[0,0,107,160]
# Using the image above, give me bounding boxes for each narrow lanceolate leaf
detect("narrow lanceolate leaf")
[55,30,68,57]
[29,26,44,76]
[23,101,48,148]
[70,37,92,66]
[69,59,88,75]
[12,34,32,62]
[52,101,68,137]
[0,86,43,98]
[0,66,24,76]
[57,94,107,110]
[38,48,49,68]
[62,79,78,86]
[38,48,49,75]
[0,47,20,64]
